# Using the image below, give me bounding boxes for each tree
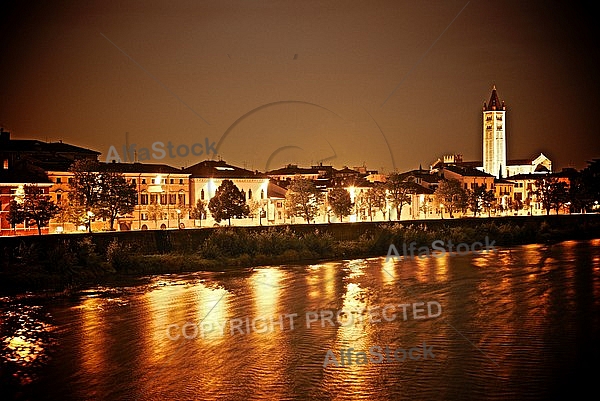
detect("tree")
[247,199,261,221]
[386,173,414,220]
[7,199,25,233]
[69,159,101,211]
[190,199,207,227]
[481,189,497,217]
[550,180,569,214]
[358,183,386,221]
[534,177,553,215]
[22,185,60,235]
[534,177,569,215]
[208,180,250,226]
[284,178,324,223]
[569,172,591,213]
[468,186,495,217]
[175,200,190,228]
[434,179,466,218]
[327,188,353,222]
[147,201,164,229]
[55,198,86,230]
[576,159,600,212]
[94,171,137,230]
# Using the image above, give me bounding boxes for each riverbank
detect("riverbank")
[1,215,600,295]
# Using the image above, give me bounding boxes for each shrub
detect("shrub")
[106,239,132,271]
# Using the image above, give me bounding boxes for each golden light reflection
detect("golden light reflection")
[194,285,230,342]
[326,279,370,393]
[251,268,284,319]
[4,335,43,363]
[79,296,108,379]
[306,263,337,301]
[434,255,448,282]
[381,257,396,285]
[414,255,431,283]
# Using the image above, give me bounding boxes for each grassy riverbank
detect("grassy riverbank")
[1,215,600,295]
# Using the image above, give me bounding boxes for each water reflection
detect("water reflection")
[1,240,599,400]
[0,304,55,386]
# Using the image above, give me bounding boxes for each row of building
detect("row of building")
[0,86,576,235]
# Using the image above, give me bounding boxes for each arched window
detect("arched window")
[201,189,205,200]
[248,189,252,199]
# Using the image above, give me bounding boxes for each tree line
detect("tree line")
[8,159,137,234]
[7,159,600,233]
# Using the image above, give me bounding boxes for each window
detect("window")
[248,189,252,199]
[150,194,158,204]
[57,193,62,202]
[170,179,174,184]
[141,213,148,221]
[140,194,148,205]
[142,179,146,184]
[169,194,177,204]
[151,179,155,184]
[178,194,186,205]
[160,194,167,204]
[201,189,205,200]
[261,189,265,200]
[56,177,62,184]
[68,178,73,184]
[2,159,7,169]
[132,179,136,185]
[179,179,184,185]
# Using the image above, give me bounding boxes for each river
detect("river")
[2,239,600,400]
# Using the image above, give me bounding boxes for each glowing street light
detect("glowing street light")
[86,211,95,233]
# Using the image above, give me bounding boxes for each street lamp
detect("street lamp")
[327,206,331,223]
[87,211,94,233]
[176,209,181,228]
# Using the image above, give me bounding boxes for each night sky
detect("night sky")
[1,0,598,173]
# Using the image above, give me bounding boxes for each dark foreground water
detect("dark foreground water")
[2,239,600,400]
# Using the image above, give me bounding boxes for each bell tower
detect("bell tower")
[482,85,506,178]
